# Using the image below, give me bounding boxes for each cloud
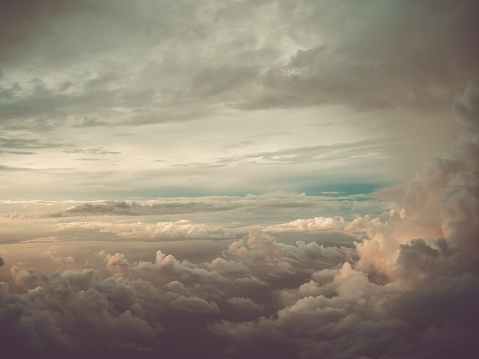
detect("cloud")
[31,200,242,218]
[403,79,479,255]
[206,140,390,167]
[226,296,264,311]
[205,79,479,357]
[0,230,354,358]
[237,0,479,113]
[0,136,66,150]
[57,220,241,240]
[265,216,342,232]
[1,0,476,136]
[169,295,220,314]
[453,78,479,130]
[1,2,479,357]
[2,218,479,358]
[4,194,369,220]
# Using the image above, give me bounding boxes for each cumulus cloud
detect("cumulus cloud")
[2,216,479,359]
[0,230,354,358]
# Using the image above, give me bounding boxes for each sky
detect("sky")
[1,1,479,358]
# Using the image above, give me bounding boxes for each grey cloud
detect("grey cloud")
[0,149,36,155]
[404,79,479,255]
[2,0,475,137]
[193,139,390,168]
[0,230,353,358]
[395,238,479,290]
[0,81,72,132]
[211,239,479,358]
[391,272,479,359]
[0,1,86,62]
[71,117,109,128]
[35,200,242,217]
[0,165,35,172]
[235,0,479,112]
[191,79,479,358]
[0,136,65,150]
[2,223,479,358]
[7,196,322,219]
[61,148,121,156]
[1,3,479,358]
[189,65,259,99]
[0,1,233,130]
[453,78,479,130]
[169,295,220,313]
[226,296,263,311]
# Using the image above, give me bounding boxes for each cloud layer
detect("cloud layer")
[3,78,479,358]
[1,1,479,358]
[1,0,478,198]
